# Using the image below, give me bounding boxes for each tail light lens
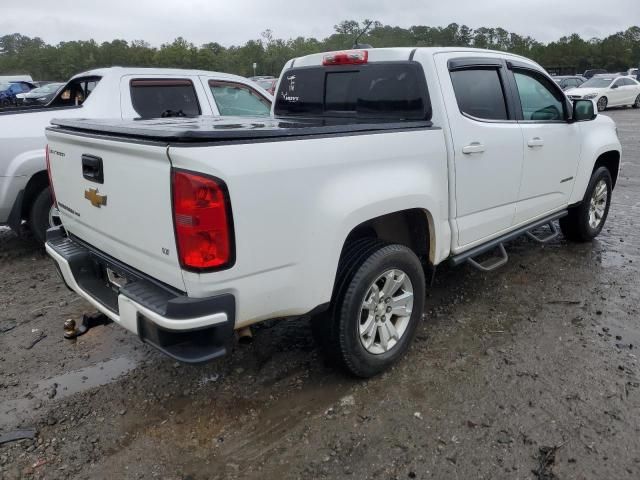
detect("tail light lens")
[172,169,233,271]
[323,50,368,66]
[45,145,57,207]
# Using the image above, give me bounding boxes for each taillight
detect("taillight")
[45,145,57,207]
[322,50,368,66]
[172,169,233,271]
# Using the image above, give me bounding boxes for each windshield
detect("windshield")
[579,78,613,88]
[257,79,274,89]
[0,83,10,91]
[33,83,63,93]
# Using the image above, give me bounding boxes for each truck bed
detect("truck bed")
[49,116,434,143]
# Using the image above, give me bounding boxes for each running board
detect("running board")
[449,210,568,271]
[526,221,559,244]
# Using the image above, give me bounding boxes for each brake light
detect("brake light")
[45,145,57,207]
[323,50,368,66]
[172,170,233,270]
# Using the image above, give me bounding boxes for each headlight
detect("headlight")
[583,93,598,100]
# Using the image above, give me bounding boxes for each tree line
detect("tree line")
[1,21,639,81]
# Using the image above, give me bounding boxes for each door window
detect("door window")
[130,79,201,118]
[209,81,270,116]
[50,76,102,107]
[513,70,565,121]
[449,68,509,121]
[612,79,625,88]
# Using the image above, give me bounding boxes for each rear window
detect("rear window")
[450,68,508,121]
[274,62,431,120]
[130,79,201,119]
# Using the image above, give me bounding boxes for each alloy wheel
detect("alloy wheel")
[588,179,608,230]
[358,269,414,355]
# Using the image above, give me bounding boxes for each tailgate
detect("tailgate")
[46,128,185,291]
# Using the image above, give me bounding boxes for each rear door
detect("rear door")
[622,78,640,104]
[436,54,524,248]
[508,64,581,223]
[46,129,185,290]
[609,78,627,106]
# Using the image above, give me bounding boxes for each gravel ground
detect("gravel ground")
[1,109,639,480]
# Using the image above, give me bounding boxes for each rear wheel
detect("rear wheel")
[597,96,608,111]
[560,167,612,242]
[29,187,57,244]
[633,95,640,109]
[316,241,425,378]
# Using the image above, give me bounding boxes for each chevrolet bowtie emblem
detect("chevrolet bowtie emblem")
[84,188,107,208]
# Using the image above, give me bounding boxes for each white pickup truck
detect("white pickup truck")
[44,48,621,377]
[0,67,272,243]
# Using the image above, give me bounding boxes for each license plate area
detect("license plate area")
[74,255,139,314]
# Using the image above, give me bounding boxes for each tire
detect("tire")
[28,187,54,244]
[0,99,10,108]
[311,237,383,350]
[560,167,612,242]
[633,95,640,109]
[597,96,608,112]
[318,242,426,378]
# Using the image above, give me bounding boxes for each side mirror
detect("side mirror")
[573,99,597,122]
[611,84,619,89]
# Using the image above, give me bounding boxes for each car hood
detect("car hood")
[565,88,603,97]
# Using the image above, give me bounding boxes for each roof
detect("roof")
[292,47,536,69]
[69,66,249,82]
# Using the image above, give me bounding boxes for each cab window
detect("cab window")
[513,70,565,121]
[209,81,271,116]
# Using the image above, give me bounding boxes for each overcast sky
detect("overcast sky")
[2,0,639,46]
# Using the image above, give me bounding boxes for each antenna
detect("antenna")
[352,20,374,49]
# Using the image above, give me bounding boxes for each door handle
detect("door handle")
[462,142,485,154]
[527,137,544,148]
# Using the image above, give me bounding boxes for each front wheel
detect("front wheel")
[321,242,426,378]
[560,167,612,242]
[597,96,608,112]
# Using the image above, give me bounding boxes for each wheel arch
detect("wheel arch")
[339,208,436,267]
[593,150,620,189]
[20,170,49,220]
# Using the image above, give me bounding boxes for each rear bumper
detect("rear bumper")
[45,226,235,363]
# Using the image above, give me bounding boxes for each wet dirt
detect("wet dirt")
[1,109,639,479]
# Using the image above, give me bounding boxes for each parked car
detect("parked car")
[0,81,36,107]
[0,67,272,244]
[566,75,640,111]
[0,74,34,83]
[626,68,638,77]
[249,75,276,82]
[255,77,277,95]
[583,69,608,79]
[44,47,621,377]
[15,82,64,106]
[552,75,586,90]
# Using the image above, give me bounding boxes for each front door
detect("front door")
[509,66,581,223]
[436,54,524,248]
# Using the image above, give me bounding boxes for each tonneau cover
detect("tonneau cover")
[49,116,433,143]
